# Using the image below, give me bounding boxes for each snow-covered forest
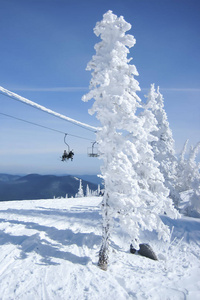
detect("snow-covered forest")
[0,10,199,299]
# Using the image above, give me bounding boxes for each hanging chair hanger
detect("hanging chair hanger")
[61,134,74,162]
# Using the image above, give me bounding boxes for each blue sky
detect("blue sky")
[0,0,199,175]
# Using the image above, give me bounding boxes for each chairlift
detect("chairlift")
[61,134,74,162]
[87,141,99,157]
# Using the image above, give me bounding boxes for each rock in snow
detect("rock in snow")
[130,243,158,260]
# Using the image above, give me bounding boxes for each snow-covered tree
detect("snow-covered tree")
[145,84,180,207]
[177,140,200,216]
[86,184,91,197]
[188,142,200,188]
[97,184,101,195]
[176,139,189,193]
[177,140,200,192]
[82,11,178,270]
[75,179,84,198]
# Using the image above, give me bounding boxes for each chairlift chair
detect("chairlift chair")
[61,134,74,161]
[87,141,99,157]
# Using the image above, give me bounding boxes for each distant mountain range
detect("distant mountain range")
[0,174,103,201]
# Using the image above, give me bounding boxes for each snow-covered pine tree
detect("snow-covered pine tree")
[127,88,179,244]
[86,184,91,197]
[145,84,180,207]
[82,10,178,270]
[180,139,189,165]
[188,142,200,186]
[186,142,200,217]
[177,140,200,202]
[176,140,190,193]
[75,179,84,198]
[97,184,100,195]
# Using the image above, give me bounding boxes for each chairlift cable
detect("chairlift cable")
[0,86,99,133]
[0,112,94,142]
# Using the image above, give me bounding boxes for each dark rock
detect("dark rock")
[130,244,136,254]
[138,243,158,260]
[130,243,158,261]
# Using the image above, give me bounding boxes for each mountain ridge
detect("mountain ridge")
[0,173,102,201]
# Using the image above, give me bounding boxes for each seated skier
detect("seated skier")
[67,150,74,161]
[61,150,68,161]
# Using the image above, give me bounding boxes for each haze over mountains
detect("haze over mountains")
[0,174,102,201]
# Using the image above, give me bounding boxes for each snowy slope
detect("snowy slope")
[0,197,199,300]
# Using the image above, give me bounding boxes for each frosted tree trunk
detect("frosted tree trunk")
[98,193,110,270]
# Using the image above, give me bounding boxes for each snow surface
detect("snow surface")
[0,196,200,300]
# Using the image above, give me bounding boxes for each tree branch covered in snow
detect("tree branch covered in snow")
[177,140,200,217]
[82,10,179,270]
[145,84,180,207]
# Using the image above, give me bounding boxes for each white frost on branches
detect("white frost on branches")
[145,84,180,207]
[82,11,178,269]
[75,179,84,198]
[177,141,200,193]
[177,141,200,217]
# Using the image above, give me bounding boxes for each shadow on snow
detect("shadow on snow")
[0,207,102,266]
[161,215,200,246]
